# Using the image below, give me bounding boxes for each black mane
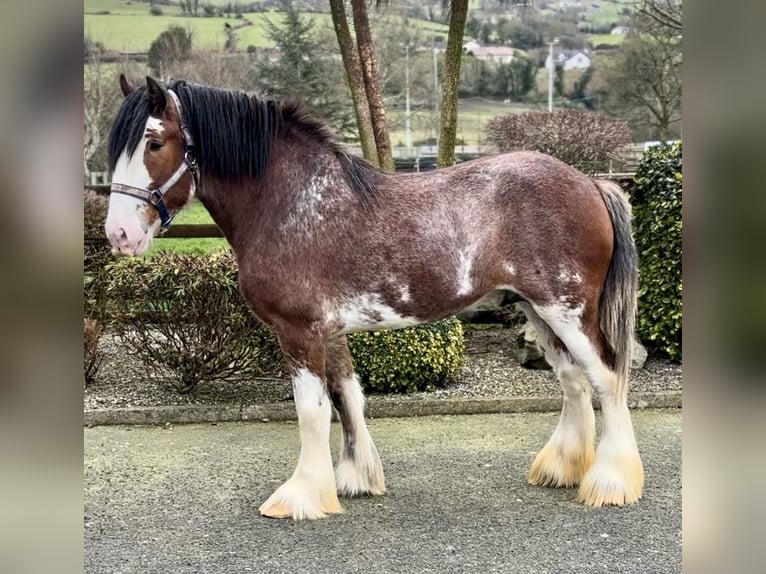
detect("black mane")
[107,81,380,203]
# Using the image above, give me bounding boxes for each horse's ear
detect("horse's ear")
[145,76,167,113]
[119,73,134,97]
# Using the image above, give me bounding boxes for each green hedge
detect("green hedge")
[100,249,465,393]
[631,142,682,360]
[348,318,465,393]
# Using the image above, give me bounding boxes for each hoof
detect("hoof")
[259,478,344,520]
[528,443,595,488]
[576,454,644,507]
[335,457,386,497]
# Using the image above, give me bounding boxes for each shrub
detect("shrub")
[84,189,112,320]
[102,247,466,394]
[485,109,631,174]
[149,6,163,16]
[148,25,193,76]
[348,318,465,393]
[84,317,104,386]
[106,250,285,392]
[631,142,682,360]
[202,3,218,17]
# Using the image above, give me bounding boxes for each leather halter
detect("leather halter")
[110,89,199,232]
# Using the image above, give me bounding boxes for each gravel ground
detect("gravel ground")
[84,327,682,411]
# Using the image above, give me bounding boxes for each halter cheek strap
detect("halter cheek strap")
[110,88,199,232]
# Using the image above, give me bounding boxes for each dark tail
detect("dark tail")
[593,180,638,398]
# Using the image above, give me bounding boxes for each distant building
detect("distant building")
[611,26,630,35]
[545,50,592,70]
[462,41,514,64]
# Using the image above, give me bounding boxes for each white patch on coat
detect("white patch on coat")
[456,245,478,296]
[506,263,516,276]
[146,116,164,134]
[558,268,583,284]
[332,293,421,334]
[398,284,412,303]
[281,173,340,233]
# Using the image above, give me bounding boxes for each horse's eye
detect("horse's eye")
[149,140,163,152]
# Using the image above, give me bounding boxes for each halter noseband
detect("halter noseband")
[110,89,199,232]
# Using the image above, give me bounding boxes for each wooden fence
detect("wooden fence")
[86,170,635,241]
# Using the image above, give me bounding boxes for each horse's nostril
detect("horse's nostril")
[118,228,127,240]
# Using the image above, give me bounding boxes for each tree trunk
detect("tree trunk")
[437,0,469,168]
[350,0,394,172]
[329,0,378,165]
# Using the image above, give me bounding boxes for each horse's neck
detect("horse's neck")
[196,178,260,254]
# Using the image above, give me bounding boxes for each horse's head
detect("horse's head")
[105,75,198,256]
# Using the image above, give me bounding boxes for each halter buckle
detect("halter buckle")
[148,189,165,206]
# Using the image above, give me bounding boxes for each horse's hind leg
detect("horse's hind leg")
[326,336,386,496]
[533,302,644,506]
[519,302,596,488]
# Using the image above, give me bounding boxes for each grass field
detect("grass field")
[146,200,226,256]
[85,12,278,51]
[386,99,538,150]
[85,0,449,51]
[587,33,625,47]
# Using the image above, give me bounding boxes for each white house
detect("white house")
[545,50,591,70]
[463,41,514,64]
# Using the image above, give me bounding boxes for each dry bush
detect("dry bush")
[84,189,112,321]
[84,188,108,239]
[485,109,632,174]
[84,317,104,386]
[156,51,256,91]
[106,250,285,393]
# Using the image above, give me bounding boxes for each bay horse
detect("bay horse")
[105,76,643,520]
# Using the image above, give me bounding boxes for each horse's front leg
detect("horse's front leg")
[258,329,343,520]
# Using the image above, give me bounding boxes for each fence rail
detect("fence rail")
[86,171,635,241]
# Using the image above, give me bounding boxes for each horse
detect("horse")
[105,75,644,520]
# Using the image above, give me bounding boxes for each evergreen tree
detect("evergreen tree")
[148,26,193,78]
[554,64,565,98]
[255,1,356,139]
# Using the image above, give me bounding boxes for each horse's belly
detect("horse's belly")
[330,293,424,335]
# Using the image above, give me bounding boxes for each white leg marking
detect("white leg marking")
[259,369,343,519]
[520,302,595,487]
[533,302,644,506]
[528,351,596,487]
[335,374,386,496]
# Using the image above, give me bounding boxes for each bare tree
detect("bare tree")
[350,0,394,171]
[602,12,682,141]
[179,0,200,16]
[160,51,255,90]
[329,0,377,163]
[83,51,121,179]
[437,0,469,167]
[639,0,682,33]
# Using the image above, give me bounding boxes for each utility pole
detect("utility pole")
[547,39,557,112]
[405,44,412,154]
[433,35,439,147]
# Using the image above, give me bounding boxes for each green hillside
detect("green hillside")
[85,0,449,51]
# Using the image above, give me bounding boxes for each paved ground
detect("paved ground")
[84,410,681,574]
